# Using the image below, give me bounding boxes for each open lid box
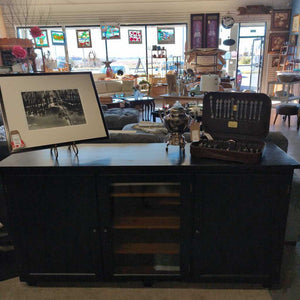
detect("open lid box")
[201,92,271,143]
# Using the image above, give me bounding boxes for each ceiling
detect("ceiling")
[0,0,292,27]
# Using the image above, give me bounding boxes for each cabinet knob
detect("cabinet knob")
[92,229,97,233]
[103,228,108,233]
[195,229,200,235]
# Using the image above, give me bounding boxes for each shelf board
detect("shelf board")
[111,192,180,198]
[114,216,180,229]
[114,265,180,275]
[115,243,179,254]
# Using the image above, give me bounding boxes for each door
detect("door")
[236,23,266,92]
[249,37,264,92]
[5,174,101,280]
[191,173,290,284]
[99,174,191,280]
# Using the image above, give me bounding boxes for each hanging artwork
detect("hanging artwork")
[191,14,204,49]
[101,25,121,39]
[76,29,92,48]
[271,9,291,31]
[128,30,142,44]
[205,14,220,48]
[51,31,65,46]
[191,13,219,49]
[35,30,49,47]
[157,27,175,44]
[268,33,289,53]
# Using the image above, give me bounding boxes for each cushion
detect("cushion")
[94,81,108,94]
[103,108,139,130]
[276,104,299,115]
[105,81,122,93]
[122,80,134,93]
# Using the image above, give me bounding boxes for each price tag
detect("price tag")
[10,130,25,150]
[190,121,200,142]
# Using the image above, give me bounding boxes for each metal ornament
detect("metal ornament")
[163,101,190,153]
[221,15,235,29]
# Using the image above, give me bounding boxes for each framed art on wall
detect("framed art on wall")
[157,27,175,44]
[35,30,49,47]
[0,72,108,153]
[292,14,300,33]
[128,30,142,44]
[271,9,291,31]
[191,14,204,49]
[101,25,121,39]
[268,32,289,53]
[76,29,92,48]
[51,30,65,45]
[205,13,220,48]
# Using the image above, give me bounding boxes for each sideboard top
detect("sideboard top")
[0,143,298,172]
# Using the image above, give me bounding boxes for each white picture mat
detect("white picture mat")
[0,73,107,151]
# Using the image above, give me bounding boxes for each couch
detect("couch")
[94,80,134,99]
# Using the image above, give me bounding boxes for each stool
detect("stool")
[273,103,300,129]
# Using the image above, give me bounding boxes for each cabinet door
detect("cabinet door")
[191,173,290,282]
[5,174,101,280]
[99,174,191,279]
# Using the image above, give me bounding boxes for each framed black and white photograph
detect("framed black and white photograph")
[0,72,108,153]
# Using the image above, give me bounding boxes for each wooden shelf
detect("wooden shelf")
[115,243,179,254]
[111,192,180,198]
[114,265,180,275]
[114,216,180,229]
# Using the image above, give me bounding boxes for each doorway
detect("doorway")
[237,23,266,92]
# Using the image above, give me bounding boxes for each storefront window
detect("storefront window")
[17,23,187,77]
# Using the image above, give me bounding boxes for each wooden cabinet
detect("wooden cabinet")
[192,173,290,285]
[0,143,297,286]
[4,173,101,283]
[99,174,191,279]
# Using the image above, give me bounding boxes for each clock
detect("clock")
[222,16,235,29]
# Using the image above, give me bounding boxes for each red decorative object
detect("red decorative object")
[30,26,42,38]
[11,46,27,59]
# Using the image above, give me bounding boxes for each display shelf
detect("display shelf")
[151,48,168,78]
[115,243,179,254]
[114,215,180,229]
[114,265,179,275]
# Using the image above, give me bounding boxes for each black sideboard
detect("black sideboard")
[0,143,298,287]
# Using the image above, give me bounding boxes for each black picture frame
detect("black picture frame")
[271,9,291,31]
[205,13,220,48]
[0,72,108,153]
[191,14,204,49]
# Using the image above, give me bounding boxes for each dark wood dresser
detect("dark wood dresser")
[0,143,298,287]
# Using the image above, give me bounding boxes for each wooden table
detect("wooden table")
[160,94,204,106]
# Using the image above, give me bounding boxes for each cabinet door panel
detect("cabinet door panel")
[5,175,100,276]
[192,173,290,277]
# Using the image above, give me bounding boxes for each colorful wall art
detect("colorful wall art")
[76,29,92,48]
[128,30,142,44]
[51,31,65,45]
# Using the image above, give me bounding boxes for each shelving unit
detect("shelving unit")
[185,48,226,76]
[267,80,300,103]
[277,45,295,72]
[111,182,181,275]
[150,49,168,78]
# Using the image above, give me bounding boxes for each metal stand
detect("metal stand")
[50,145,59,160]
[68,142,79,156]
[50,142,79,160]
[165,133,186,153]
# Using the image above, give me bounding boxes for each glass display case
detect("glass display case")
[110,181,181,275]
